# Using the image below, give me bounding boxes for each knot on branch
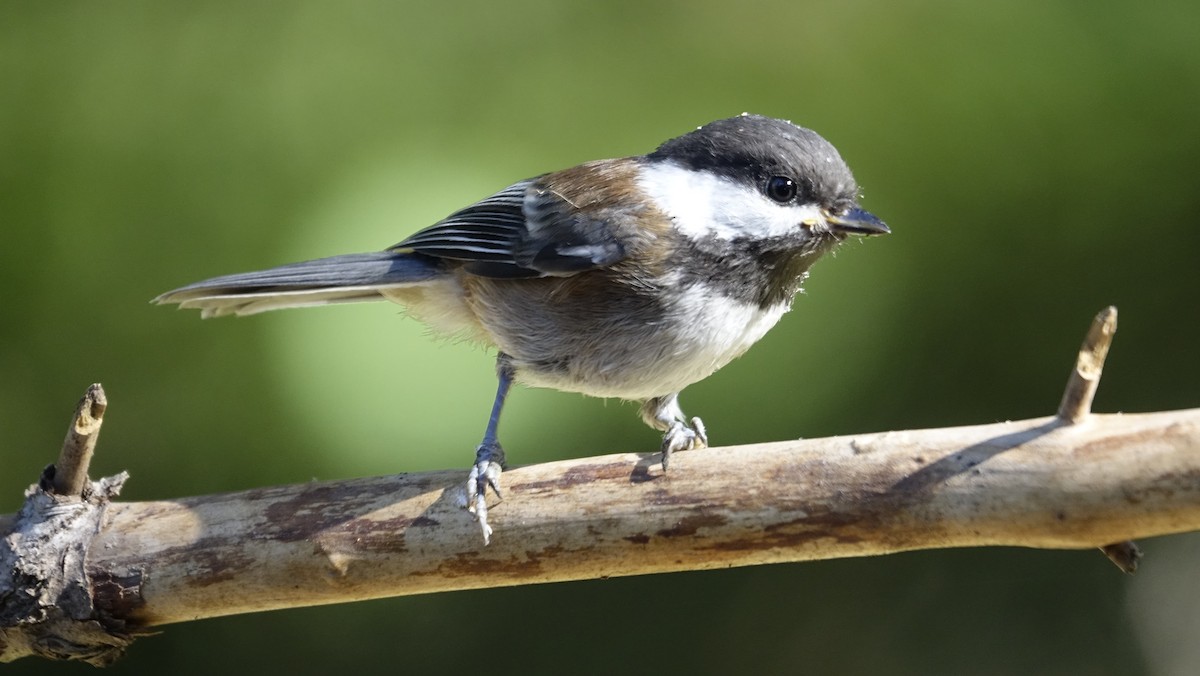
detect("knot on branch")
[0,472,138,666]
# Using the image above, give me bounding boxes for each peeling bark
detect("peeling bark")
[0,474,137,665]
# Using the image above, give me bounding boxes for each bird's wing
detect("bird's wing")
[390,160,641,278]
[390,179,534,269]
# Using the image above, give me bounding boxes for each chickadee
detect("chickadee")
[156,113,889,543]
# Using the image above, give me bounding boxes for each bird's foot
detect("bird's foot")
[660,416,707,471]
[464,441,506,545]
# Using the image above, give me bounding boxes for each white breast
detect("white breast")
[516,283,789,401]
[648,284,790,394]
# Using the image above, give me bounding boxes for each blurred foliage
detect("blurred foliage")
[2,1,1198,674]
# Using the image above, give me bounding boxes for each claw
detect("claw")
[690,416,708,447]
[660,416,708,471]
[465,443,505,545]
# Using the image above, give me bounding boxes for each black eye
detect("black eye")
[765,176,798,203]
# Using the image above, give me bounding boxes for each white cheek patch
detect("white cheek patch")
[636,161,825,241]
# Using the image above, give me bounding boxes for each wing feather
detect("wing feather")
[389,160,641,278]
[390,180,533,262]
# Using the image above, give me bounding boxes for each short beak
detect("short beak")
[826,207,890,236]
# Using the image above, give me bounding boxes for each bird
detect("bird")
[155,113,889,543]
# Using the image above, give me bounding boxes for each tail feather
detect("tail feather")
[155,251,444,318]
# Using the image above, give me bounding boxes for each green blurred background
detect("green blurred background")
[3,1,1199,674]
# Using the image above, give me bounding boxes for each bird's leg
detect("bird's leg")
[639,393,707,471]
[465,354,514,545]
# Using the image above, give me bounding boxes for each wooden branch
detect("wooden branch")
[3,308,1198,665]
[1099,540,1143,574]
[49,383,107,497]
[1,385,132,666]
[1051,307,1144,571]
[1058,306,1117,423]
[1,409,1195,657]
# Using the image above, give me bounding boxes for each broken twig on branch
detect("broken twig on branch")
[48,383,108,498]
